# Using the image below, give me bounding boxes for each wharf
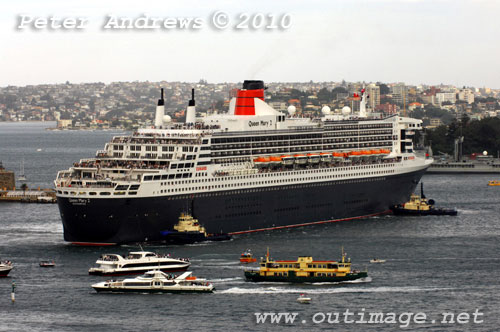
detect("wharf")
[0,189,56,203]
[427,161,500,174]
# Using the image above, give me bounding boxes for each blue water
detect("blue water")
[0,122,499,331]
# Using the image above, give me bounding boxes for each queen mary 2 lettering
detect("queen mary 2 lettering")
[54,80,433,245]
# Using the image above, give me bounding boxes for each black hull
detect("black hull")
[159,232,231,245]
[391,207,457,216]
[0,270,12,277]
[58,169,426,244]
[244,271,368,283]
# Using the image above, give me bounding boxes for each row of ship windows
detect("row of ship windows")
[159,163,394,186]
[211,126,393,144]
[113,145,198,152]
[211,136,394,150]
[211,143,393,156]
[156,171,394,194]
[165,177,388,200]
[58,191,138,196]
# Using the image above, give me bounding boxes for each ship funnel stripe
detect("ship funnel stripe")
[234,88,265,116]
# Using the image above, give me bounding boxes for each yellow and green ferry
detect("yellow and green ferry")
[244,249,367,283]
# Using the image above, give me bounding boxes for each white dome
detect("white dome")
[341,106,351,115]
[287,105,296,116]
[483,150,488,156]
[321,106,331,115]
[163,115,172,123]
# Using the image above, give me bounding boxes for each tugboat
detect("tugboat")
[239,250,257,263]
[160,212,230,245]
[88,251,190,276]
[92,270,214,294]
[0,260,13,277]
[244,248,368,283]
[391,183,457,216]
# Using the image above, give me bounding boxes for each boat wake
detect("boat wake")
[218,286,455,295]
[208,277,244,283]
[311,277,372,285]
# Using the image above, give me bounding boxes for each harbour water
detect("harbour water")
[1,122,499,331]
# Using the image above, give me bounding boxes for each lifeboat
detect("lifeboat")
[332,152,345,161]
[348,151,362,160]
[269,156,282,167]
[360,150,371,161]
[379,149,390,157]
[371,150,382,160]
[320,152,333,163]
[253,157,271,168]
[281,155,295,166]
[294,154,308,165]
[307,153,320,164]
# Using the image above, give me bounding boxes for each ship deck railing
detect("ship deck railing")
[73,160,169,171]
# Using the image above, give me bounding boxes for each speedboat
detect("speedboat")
[40,260,56,267]
[239,250,257,263]
[0,261,13,277]
[369,259,386,264]
[88,251,190,276]
[297,294,311,304]
[92,270,214,293]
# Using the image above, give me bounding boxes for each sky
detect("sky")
[1,0,499,88]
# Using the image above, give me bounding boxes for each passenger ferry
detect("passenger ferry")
[88,251,190,276]
[92,270,214,294]
[244,249,367,283]
[55,80,432,245]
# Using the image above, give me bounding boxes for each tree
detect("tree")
[379,84,390,95]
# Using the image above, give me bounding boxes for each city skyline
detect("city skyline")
[1,0,499,88]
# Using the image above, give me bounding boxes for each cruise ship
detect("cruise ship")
[54,80,433,245]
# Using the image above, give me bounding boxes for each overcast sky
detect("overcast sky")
[1,0,499,88]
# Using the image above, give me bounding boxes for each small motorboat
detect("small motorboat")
[40,260,55,267]
[370,259,386,264]
[92,270,214,294]
[0,261,13,277]
[297,294,311,304]
[239,250,257,263]
[488,180,500,186]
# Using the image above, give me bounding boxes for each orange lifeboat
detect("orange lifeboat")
[360,150,371,161]
[348,151,362,159]
[307,153,320,164]
[294,154,308,165]
[281,155,295,166]
[320,152,332,162]
[333,152,347,162]
[254,156,271,168]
